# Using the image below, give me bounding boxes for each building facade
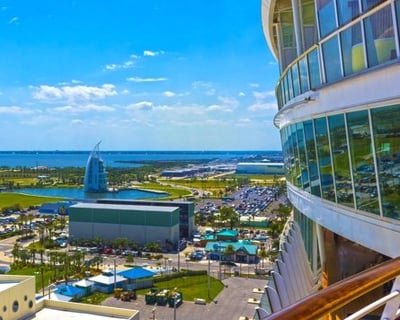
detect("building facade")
[83,142,108,193]
[69,202,180,248]
[260,0,400,317]
[96,199,195,241]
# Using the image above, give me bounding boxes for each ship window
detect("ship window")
[337,0,360,26]
[299,56,310,93]
[371,105,400,219]
[308,49,321,89]
[340,22,365,75]
[292,63,301,97]
[315,117,335,201]
[328,114,354,208]
[317,0,337,37]
[304,120,321,196]
[364,5,395,68]
[12,300,19,313]
[347,110,379,214]
[322,36,342,83]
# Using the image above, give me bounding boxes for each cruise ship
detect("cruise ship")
[258,0,400,318]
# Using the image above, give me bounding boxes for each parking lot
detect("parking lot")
[102,276,267,320]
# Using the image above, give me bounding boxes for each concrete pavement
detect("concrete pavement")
[102,276,266,320]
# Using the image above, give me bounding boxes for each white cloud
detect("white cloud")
[143,50,164,57]
[104,60,135,71]
[236,118,252,127]
[248,102,277,112]
[9,17,19,24]
[253,90,275,100]
[71,119,84,124]
[239,92,245,97]
[0,106,34,115]
[51,104,115,113]
[218,96,239,108]
[126,101,153,111]
[163,91,175,97]
[126,77,167,83]
[207,104,233,113]
[33,84,117,102]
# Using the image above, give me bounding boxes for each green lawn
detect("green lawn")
[0,193,64,210]
[137,274,224,303]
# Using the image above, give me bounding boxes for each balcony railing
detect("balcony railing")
[260,256,400,320]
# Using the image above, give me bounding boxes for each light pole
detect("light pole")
[207,251,211,299]
[218,242,222,280]
[173,287,177,320]
[113,259,117,290]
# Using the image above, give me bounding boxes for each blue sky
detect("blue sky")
[0,0,280,151]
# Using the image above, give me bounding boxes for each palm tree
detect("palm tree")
[11,243,21,265]
[223,244,235,262]
[258,247,268,269]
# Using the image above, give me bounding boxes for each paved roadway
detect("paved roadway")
[102,276,266,320]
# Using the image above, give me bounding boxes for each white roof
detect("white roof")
[88,274,125,285]
[71,202,178,212]
[74,279,94,288]
[34,307,131,320]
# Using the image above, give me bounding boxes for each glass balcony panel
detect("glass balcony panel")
[299,56,310,93]
[337,0,360,25]
[308,49,322,89]
[292,63,301,97]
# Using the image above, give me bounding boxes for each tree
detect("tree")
[219,206,239,230]
[258,247,268,268]
[223,244,235,262]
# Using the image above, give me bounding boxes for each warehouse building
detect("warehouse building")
[96,199,195,241]
[69,202,180,248]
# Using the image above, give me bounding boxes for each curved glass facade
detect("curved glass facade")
[281,104,400,219]
[84,142,108,193]
[276,0,399,109]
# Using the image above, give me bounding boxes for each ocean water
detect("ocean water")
[0,150,282,168]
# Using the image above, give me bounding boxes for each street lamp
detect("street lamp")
[218,242,222,280]
[34,267,45,296]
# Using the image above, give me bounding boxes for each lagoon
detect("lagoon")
[10,187,167,201]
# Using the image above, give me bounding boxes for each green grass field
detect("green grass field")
[0,193,64,210]
[137,274,224,303]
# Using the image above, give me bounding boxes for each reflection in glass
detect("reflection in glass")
[299,56,310,93]
[371,105,400,219]
[292,63,301,97]
[347,110,379,214]
[304,120,321,196]
[364,6,395,68]
[297,122,308,189]
[337,0,360,26]
[328,114,354,207]
[317,0,337,37]
[322,36,342,83]
[340,23,365,75]
[308,49,321,89]
[314,117,335,201]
